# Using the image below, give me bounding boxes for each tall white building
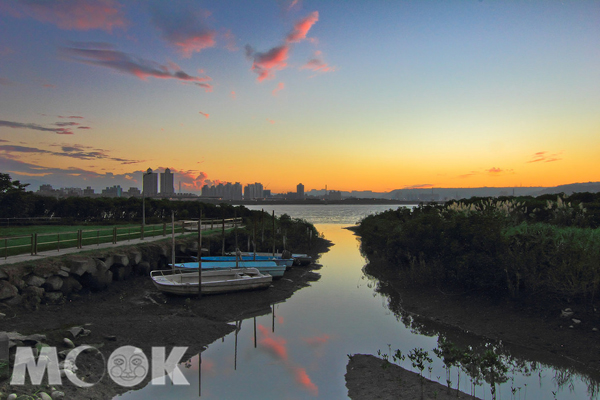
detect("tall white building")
[160,168,174,194]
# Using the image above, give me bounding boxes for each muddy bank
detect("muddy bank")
[0,238,331,399]
[343,258,600,399]
[346,354,477,400]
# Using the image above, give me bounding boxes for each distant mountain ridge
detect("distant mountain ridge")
[306,182,600,201]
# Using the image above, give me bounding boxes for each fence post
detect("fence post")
[163,223,166,236]
[141,223,144,240]
[97,230,100,246]
[113,227,117,244]
[78,230,82,249]
[4,238,7,259]
[57,233,60,252]
[181,221,185,235]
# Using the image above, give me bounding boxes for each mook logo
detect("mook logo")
[9,345,190,387]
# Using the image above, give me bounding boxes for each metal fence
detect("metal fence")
[1,218,242,259]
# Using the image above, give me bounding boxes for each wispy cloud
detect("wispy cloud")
[246,45,289,82]
[272,82,284,96]
[58,115,84,119]
[267,119,276,124]
[403,183,434,189]
[527,151,563,163]
[198,111,209,119]
[246,11,319,82]
[231,91,236,99]
[149,3,216,58]
[61,42,213,91]
[0,120,74,134]
[55,122,80,127]
[258,324,288,361]
[301,51,336,74]
[4,0,127,32]
[294,367,318,396]
[286,11,318,43]
[1,143,140,163]
[459,171,478,178]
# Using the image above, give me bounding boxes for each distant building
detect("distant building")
[126,187,141,197]
[244,182,264,200]
[328,190,342,201]
[102,185,122,198]
[297,183,304,199]
[83,186,95,196]
[143,168,158,196]
[160,168,174,195]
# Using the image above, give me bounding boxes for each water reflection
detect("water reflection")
[363,262,600,400]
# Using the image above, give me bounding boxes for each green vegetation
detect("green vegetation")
[357,193,600,302]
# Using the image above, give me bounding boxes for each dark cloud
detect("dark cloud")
[0,120,74,134]
[61,42,212,90]
[0,143,140,163]
[149,3,216,57]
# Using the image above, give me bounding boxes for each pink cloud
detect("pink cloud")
[58,115,84,119]
[272,82,284,96]
[149,4,216,57]
[267,119,276,124]
[258,324,288,361]
[77,126,91,129]
[487,167,502,174]
[199,111,209,119]
[527,151,563,163]
[301,57,336,73]
[42,83,56,88]
[286,11,319,43]
[5,0,127,32]
[62,43,213,88]
[55,122,80,127]
[459,171,478,178]
[231,91,236,99]
[246,45,289,82]
[294,367,318,396]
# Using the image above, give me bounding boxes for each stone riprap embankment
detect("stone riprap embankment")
[0,238,199,310]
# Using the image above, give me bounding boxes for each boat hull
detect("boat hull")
[173,260,287,278]
[151,268,272,295]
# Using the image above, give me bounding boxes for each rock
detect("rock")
[8,394,17,400]
[43,276,64,291]
[69,258,95,276]
[67,326,90,338]
[0,280,18,300]
[593,328,598,332]
[23,285,45,298]
[61,276,82,295]
[572,318,581,324]
[104,335,117,341]
[44,291,64,304]
[59,266,71,274]
[99,255,114,269]
[63,338,75,348]
[111,265,131,281]
[561,308,574,318]
[569,325,574,329]
[0,268,8,279]
[95,259,109,274]
[127,250,142,265]
[135,261,152,275]
[39,392,52,400]
[56,270,69,278]
[113,253,129,267]
[0,312,5,318]
[51,391,65,399]
[3,294,21,306]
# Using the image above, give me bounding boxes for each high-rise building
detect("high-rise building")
[160,168,174,195]
[143,168,158,196]
[297,183,304,199]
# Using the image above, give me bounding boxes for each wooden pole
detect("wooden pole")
[171,211,175,270]
[198,210,202,298]
[253,219,256,260]
[272,210,275,257]
[221,209,225,256]
[261,209,264,244]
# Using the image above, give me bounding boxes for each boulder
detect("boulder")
[56,270,69,278]
[68,258,95,276]
[95,259,110,274]
[42,276,64,292]
[134,261,152,276]
[44,292,63,304]
[113,254,129,267]
[79,270,113,291]
[61,276,82,295]
[23,286,45,298]
[4,294,22,306]
[127,250,142,265]
[25,274,46,287]
[99,255,114,269]
[111,265,131,281]
[0,268,8,279]
[0,280,18,300]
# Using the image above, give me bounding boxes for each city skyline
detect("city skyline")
[1,1,599,193]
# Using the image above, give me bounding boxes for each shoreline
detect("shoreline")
[0,239,332,399]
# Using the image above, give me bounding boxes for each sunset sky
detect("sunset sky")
[1,0,599,194]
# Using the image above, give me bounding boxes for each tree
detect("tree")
[0,173,29,193]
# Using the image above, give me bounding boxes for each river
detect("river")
[117,204,598,399]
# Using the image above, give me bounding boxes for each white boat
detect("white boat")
[150,268,272,295]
